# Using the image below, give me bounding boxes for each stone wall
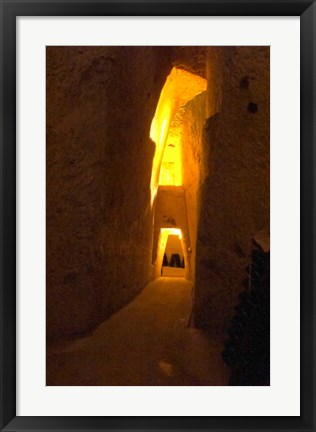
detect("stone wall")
[181,92,207,282]
[194,47,270,333]
[46,47,172,341]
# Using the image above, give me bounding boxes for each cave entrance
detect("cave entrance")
[159,228,185,277]
[162,234,185,277]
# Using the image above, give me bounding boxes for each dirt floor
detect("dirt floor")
[46,277,229,386]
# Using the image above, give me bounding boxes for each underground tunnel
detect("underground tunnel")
[46,46,270,386]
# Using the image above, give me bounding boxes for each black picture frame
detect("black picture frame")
[0,0,315,431]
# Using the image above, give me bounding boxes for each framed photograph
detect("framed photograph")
[0,0,315,431]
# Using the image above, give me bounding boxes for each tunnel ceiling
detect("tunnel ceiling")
[172,46,207,79]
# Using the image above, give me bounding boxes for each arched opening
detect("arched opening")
[156,228,186,277]
[162,234,185,277]
[150,67,207,280]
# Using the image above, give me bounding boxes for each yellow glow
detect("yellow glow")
[150,68,207,204]
[155,228,184,277]
[156,228,185,277]
[161,228,182,239]
[160,229,182,254]
[158,123,182,186]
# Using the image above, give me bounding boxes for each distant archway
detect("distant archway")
[162,232,185,277]
[156,228,186,277]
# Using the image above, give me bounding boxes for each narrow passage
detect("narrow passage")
[47,278,229,386]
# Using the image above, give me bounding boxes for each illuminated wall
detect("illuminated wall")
[181,92,207,284]
[150,67,207,204]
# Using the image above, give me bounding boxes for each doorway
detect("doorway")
[161,230,185,277]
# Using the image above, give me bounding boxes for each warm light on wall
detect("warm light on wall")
[150,67,207,205]
[161,228,182,239]
[158,133,182,187]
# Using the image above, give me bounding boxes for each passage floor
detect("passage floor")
[47,277,229,386]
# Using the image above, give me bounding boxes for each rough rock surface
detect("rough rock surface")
[194,47,270,333]
[181,92,207,282]
[172,46,207,78]
[47,47,173,340]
